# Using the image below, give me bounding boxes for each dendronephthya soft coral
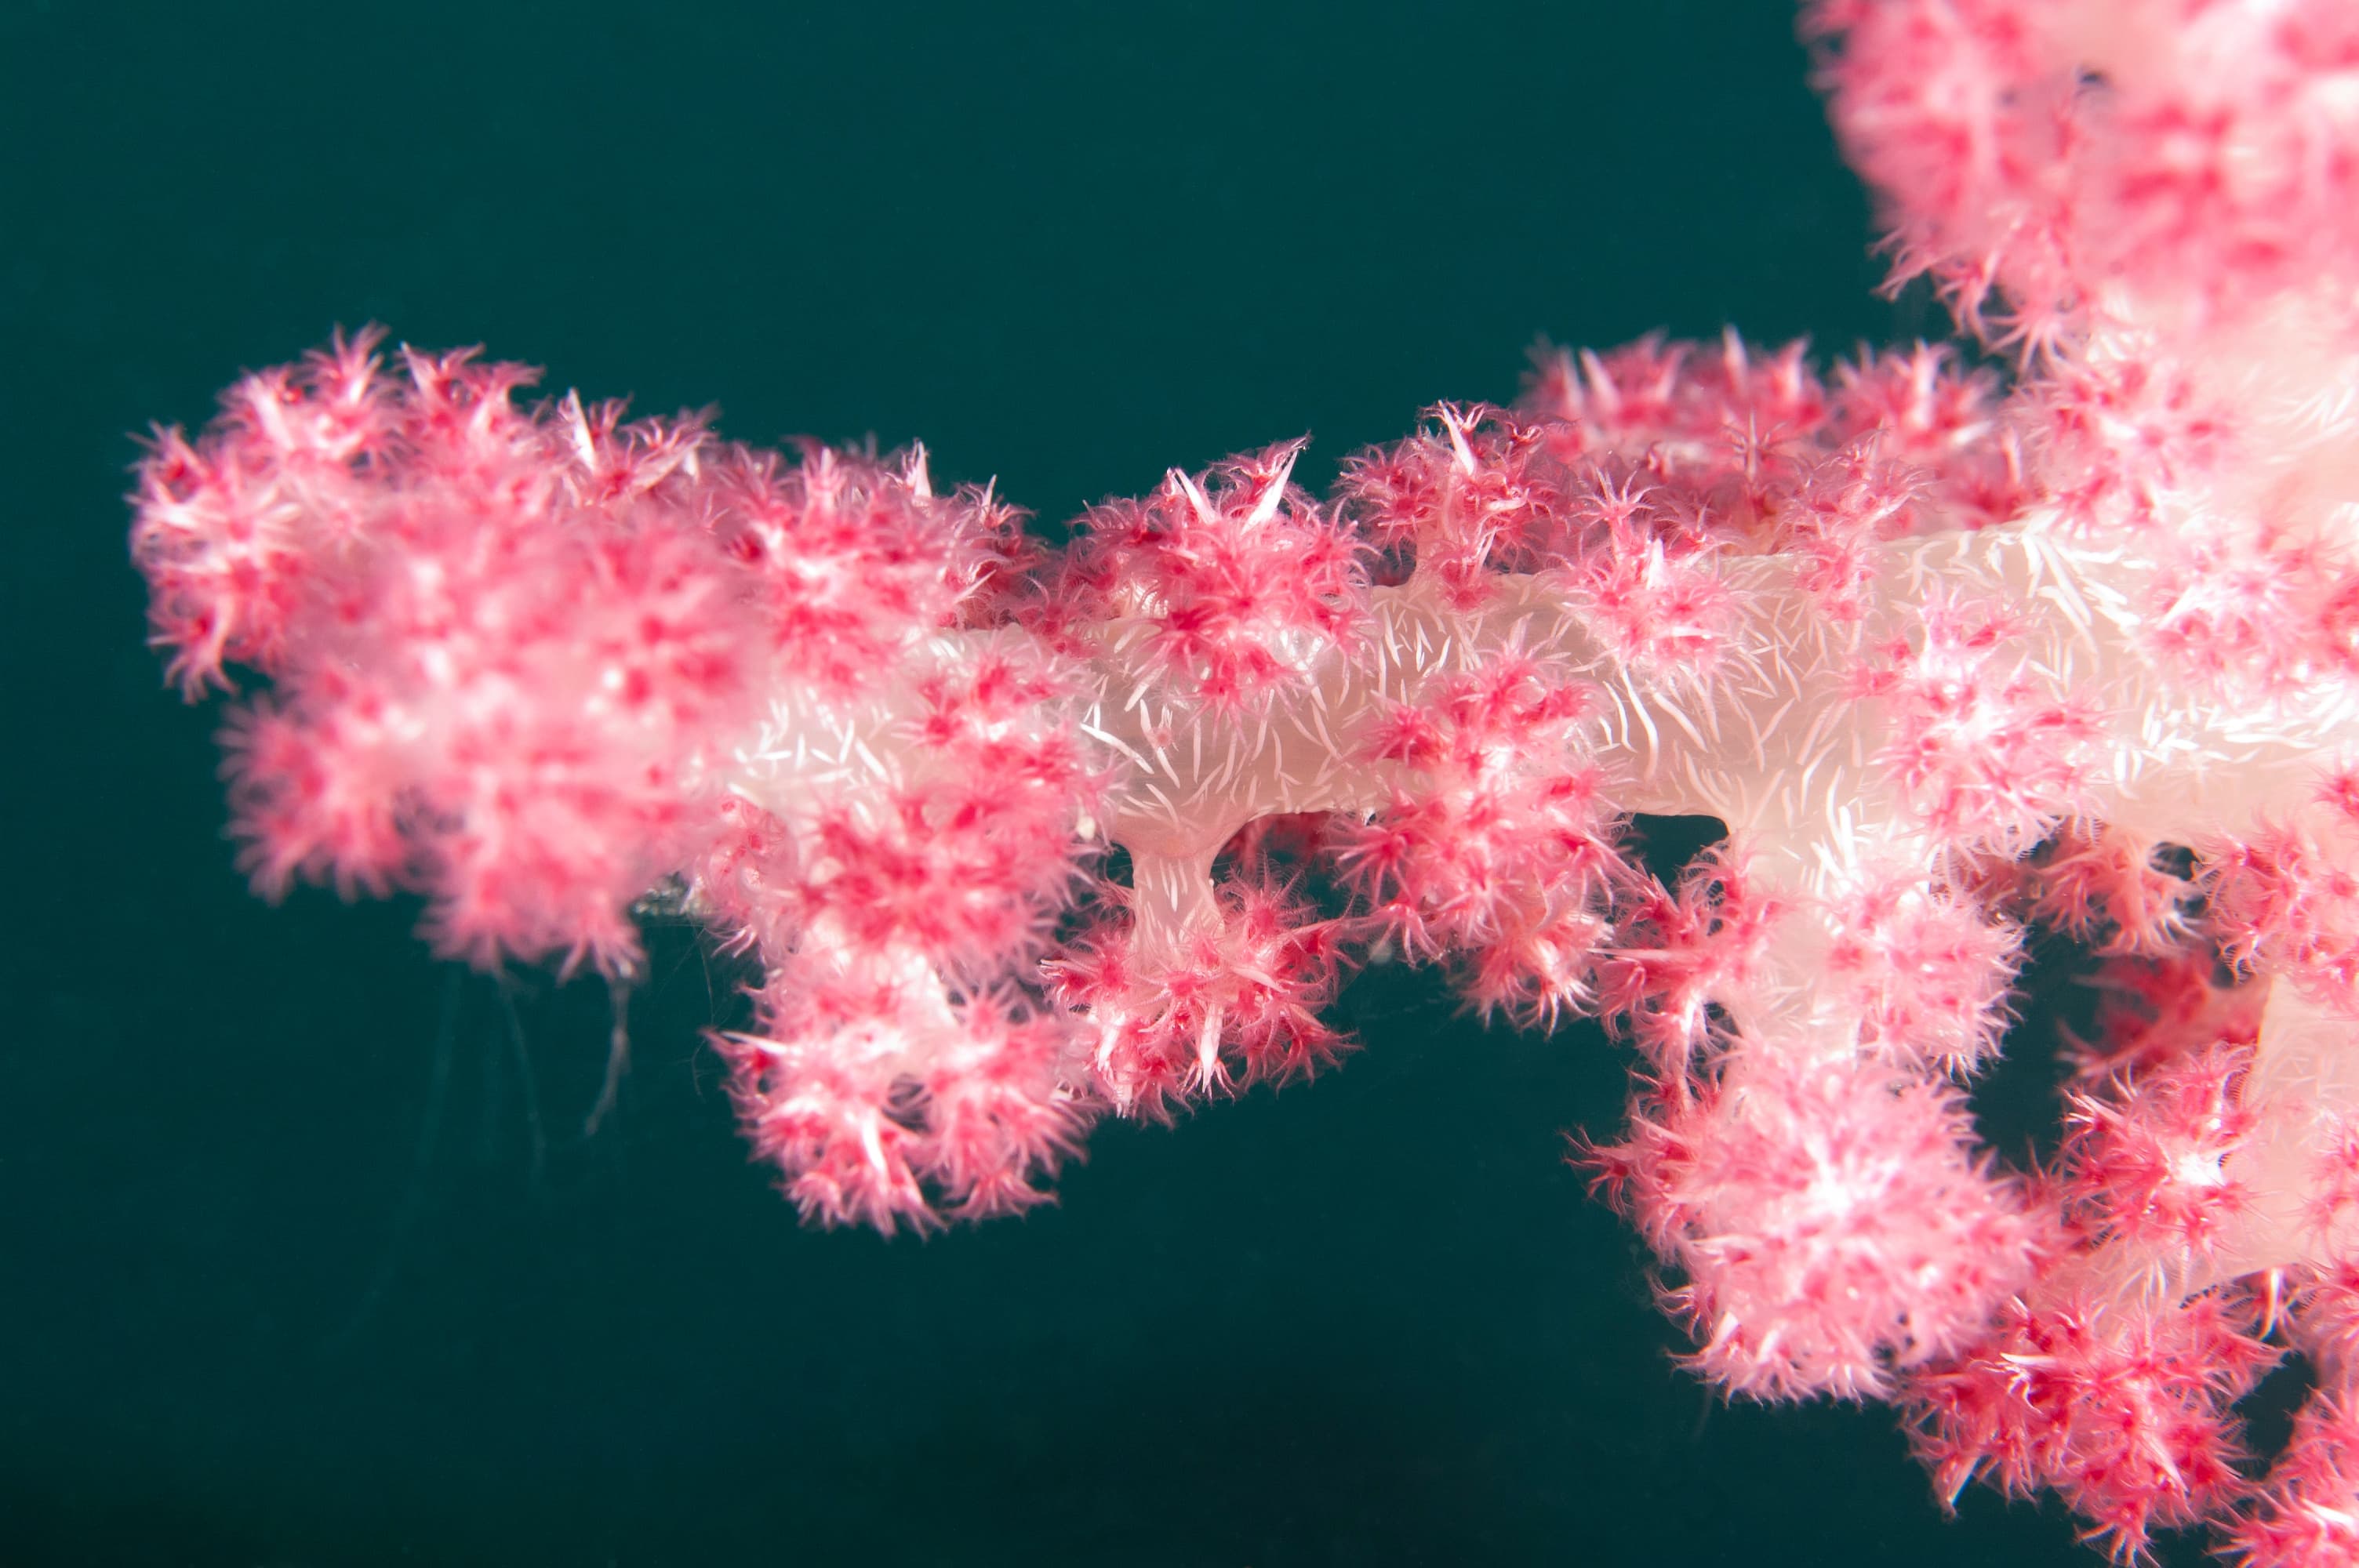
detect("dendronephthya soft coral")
[129,2,2359,1559]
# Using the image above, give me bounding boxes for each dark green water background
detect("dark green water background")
[1,2,2143,1563]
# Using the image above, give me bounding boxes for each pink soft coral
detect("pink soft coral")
[133,2,2359,1562]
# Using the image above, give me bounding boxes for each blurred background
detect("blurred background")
[0,1,2120,1563]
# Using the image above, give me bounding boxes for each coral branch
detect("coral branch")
[129,2,2359,1561]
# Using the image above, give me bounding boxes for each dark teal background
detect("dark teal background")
[0,2,2136,1565]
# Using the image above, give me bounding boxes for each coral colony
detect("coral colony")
[127,2,2359,1562]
